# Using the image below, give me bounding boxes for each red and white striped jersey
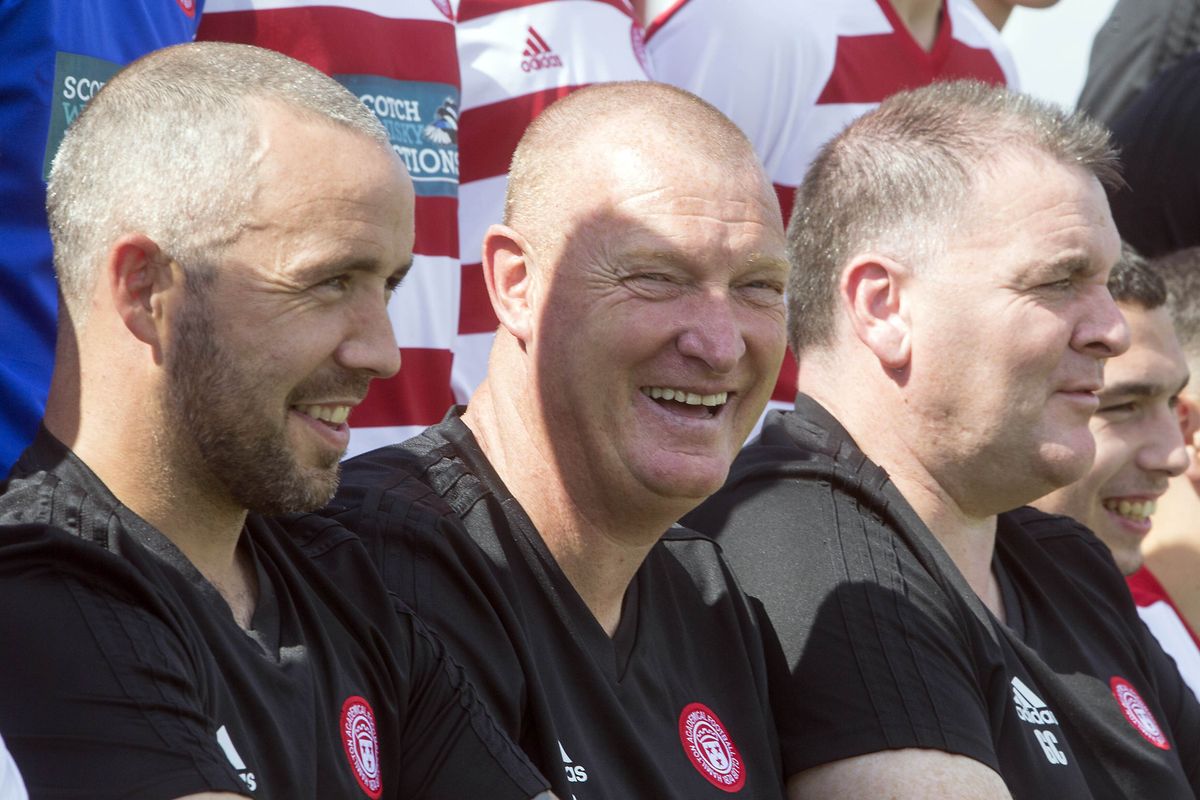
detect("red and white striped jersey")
[646,0,1016,414]
[198,0,463,455]
[453,0,651,404]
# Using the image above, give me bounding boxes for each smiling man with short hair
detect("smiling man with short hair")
[685,81,1200,799]
[323,81,791,800]
[0,41,551,800]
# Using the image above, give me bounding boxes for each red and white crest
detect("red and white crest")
[341,696,383,798]
[175,0,196,18]
[679,702,745,792]
[1111,677,1170,750]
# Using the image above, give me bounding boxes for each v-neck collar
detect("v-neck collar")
[441,409,643,681]
[875,0,955,70]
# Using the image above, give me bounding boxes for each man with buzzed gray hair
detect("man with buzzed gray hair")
[686,80,1200,798]
[0,41,551,800]
[322,81,790,799]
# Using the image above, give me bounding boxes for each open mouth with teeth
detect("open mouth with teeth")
[293,404,352,429]
[1102,498,1156,523]
[640,386,729,419]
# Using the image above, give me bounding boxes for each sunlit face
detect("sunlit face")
[906,151,1129,515]
[527,144,789,511]
[164,106,414,514]
[1036,303,1190,574]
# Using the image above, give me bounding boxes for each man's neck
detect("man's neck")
[44,392,257,627]
[889,0,945,51]
[888,468,1005,618]
[971,0,1014,30]
[464,379,667,636]
[803,372,1004,618]
[630,0,672,26]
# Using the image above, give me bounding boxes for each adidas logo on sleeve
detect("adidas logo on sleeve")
[1011,676,1068,766]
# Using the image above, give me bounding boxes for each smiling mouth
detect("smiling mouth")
[1103,498,1156,522]
[293,404,352,428]
[640,386,729,419]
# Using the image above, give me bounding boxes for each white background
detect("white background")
[1001,0,1121,110]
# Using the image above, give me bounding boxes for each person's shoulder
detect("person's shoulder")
[657,524,764,606]
[1002,505,1130,595]
[327,424,467,527]
[686,401,888,536]
[1004,505,1114,559]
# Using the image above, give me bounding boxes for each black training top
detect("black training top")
[319,408,787,800]
[0,428,548,800]
[684,394,1200,800]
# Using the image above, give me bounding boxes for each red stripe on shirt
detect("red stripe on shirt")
[458,262,500,334]
[458,0,634,24]
[771,352,798,403]
[460,86,587,183]
[817,33,1005,105]
[197,8,458,84]
[351,348,455,427]
[774,183,796,227]
[413,196,459,260]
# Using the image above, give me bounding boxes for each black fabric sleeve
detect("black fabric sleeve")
[326,479,537,743]
[289,508,548,800]
[391,603,549,800]
[689,476,998,777]
[0,525,245,800]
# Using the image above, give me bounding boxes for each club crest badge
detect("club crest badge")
[1111,676,1170,750]
[679,702,745,792]
[341,696,383,797]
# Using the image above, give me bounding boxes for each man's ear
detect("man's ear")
[840,255,911,371]
[107,233,177,348]
[481,224,536,343]
[1179,393,1200,484]
[1178,392,1200,447]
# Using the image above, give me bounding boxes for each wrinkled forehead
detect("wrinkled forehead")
[930,151,1120,279]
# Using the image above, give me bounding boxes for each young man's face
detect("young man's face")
[1036,302,1190,574]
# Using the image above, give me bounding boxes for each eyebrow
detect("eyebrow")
[622,249,789,272]
[304,255,413,281]
[1020,255,1094,283]
[1101,375,1191,398]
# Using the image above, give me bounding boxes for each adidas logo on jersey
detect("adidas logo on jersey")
[521,27,563,72]
[1011,675,1058,726]
[216,724,258,791]
[558,740,589,784]
[1010,676,1068,766]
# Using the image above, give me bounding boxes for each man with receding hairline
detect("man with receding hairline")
[686,80,1200,799]
[0,42,552,800]
[322,80,790,799]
